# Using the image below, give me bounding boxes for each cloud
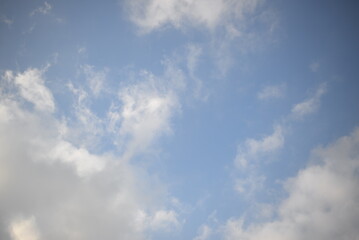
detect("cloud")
[82,65,108,96]
[257,84,285,100]
[126,0,223,33]
[77,46,87,55]
[235,174,266,197]
[126,0,262,33]
[3,68,55,112]
[9,216,40,240]
[291,83,327,118]
[125,0,277,77]
[0,66,182,239]
[186,44,209,100]
[142,210,180,232]
[115,74,177,159]
[66,82,104,147]
[235,125,284,169]
[108,63,185,160]
[224,127,359,240]
[1,15,13,27]
[187,44,202,76]
[193,225,212,240]
[30,2,52,16]
[48,140,106,177]
[233,82,327,197]
[233,126,284,197]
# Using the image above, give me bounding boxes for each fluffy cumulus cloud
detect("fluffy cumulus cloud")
[224,128,359,240]
[0,67,181,240]
[126,0,262,33]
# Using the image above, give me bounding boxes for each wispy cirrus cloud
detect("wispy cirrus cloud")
[233,125,284,197]
[30,2,52,17]
[1,15,13,27]
[193,224,212,240]
[257,84,285,100]
[82,64,108,97]
[235,125,284,169]
[291,83,327,118]
[233,83,328,197]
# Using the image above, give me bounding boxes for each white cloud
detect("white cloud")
[0,65,182,239]
[150,210,180,231]
[9,216,40,240]
[235,125,284,169]
[64,60,185,158]
[108,63,184,160]
[291,83,327,118]
[125,0,276,76]
[117,75,177,159]
[48,140,106,177]
[126,0,223,33]
[126,0,262,33]
[235,174,265,197]
[193,225,212,240]
[224,127,359,240]
[135,209,181,233]
[30,2,52,16]
[82,65,108,96]
[233,83,327,197]
[257,84,285,100]
[233,126,284,197]
[3,68,55,112]
[66,82,105,149]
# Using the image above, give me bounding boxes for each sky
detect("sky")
[1,0,359,239]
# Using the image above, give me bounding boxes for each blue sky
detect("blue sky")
[1,0,359,239]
